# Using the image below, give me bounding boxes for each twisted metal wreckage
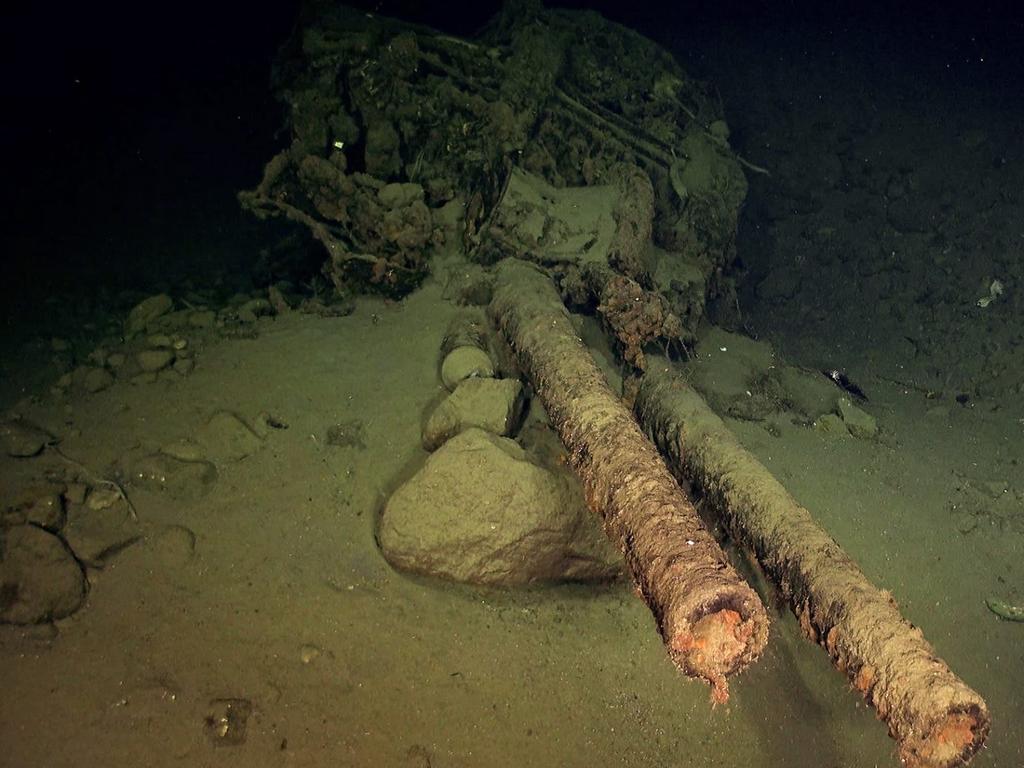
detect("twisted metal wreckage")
[241,2,990,765]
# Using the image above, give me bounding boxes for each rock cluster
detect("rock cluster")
[377,313,622,586]
[0,407,275,626]
[1,419,93,624]
[49,288,293,401]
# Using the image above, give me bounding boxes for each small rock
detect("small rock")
[64,496,140,568]
[240,298,273,318]
[235,308,259,324]
[160,439,207,463]
[63,483,89,505]
[188,310,216,329]
[147,334,173,349]
[423,377,525,450]
[204,699,253,747]
[24,491,66,531]
[325,420,365,449]
[83,367,115,394]
[253,412,289,438]
[128,452,218,500]
[814,413,847,435]
[299,644,321,664]
[0,418,55,457]
[268,285,291,313]
[836,397,878,439]
[955,512,979,535]
[136,349,175,373]
[776,365,840,419]
[173,358,195,376]
[51,355,72,375]
[441,265,494,306]
[194,412,264,462]
[405,744,433,768]
[0,524,87,625]
[86,487,122,511]
[106,352,126,370]
[125,294,173,336]
[70,366,92,389]
[2,487,65,531]
[440,346,495,391]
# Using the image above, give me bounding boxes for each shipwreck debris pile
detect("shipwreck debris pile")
[241,0,749,355]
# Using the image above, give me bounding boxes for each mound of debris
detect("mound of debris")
[241,0,754,362]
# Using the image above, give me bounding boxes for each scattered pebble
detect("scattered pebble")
[128,452,218,499]
[814,413,846,435]
[326,420,365,449]
[64,498,141,568]
[136,349,175,373]
[0,418,56,457]
[24,491,66,531]
[422,377,525,450]
[195,411,264,462]
[0,525,87,625]
[253,411,289,437]
[125,294,173,337]
[63,483,89,505]
[836,397,878,439]
[300,644,322,664]
[83,367,115,393]
[268,285,291,313]
[236,308,259,324]
[240,298,274,318]
[204,698,253,746]
[955,512,978,535]
[160,439,207,463]
[440,346,495,391]
[2,487,66,531]
[86,487,123,511]
[188,310,216,329]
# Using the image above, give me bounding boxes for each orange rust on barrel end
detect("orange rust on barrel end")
[911,712,981,767]
[671,609,756,705]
